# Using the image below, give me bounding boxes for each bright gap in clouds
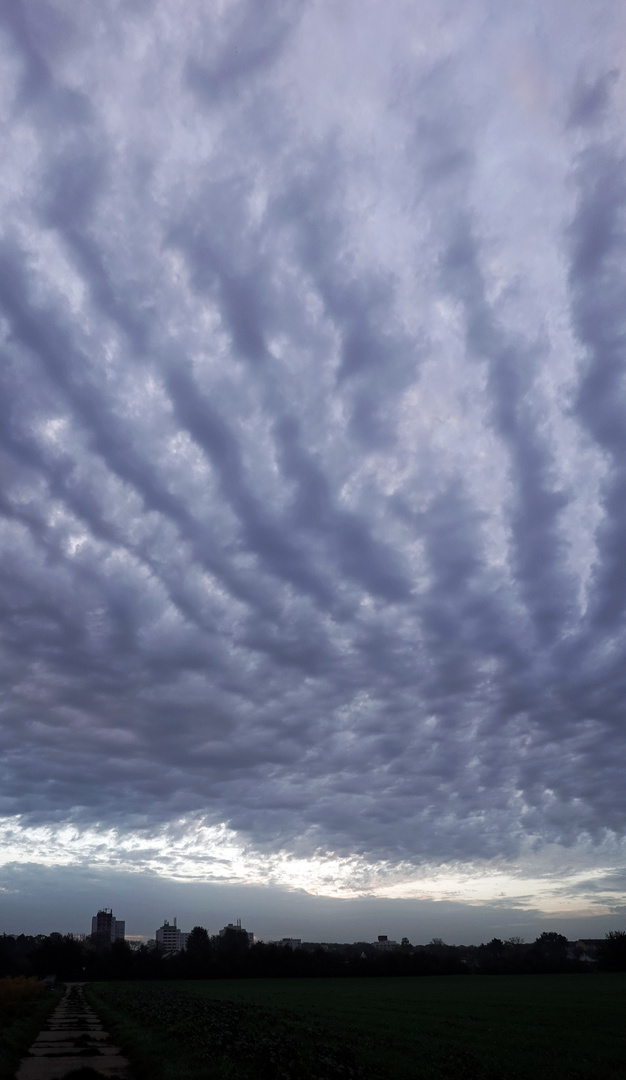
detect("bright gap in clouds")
[0,817,623,921]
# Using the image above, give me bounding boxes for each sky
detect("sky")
[1,0,626,945]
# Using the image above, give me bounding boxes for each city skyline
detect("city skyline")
[1,869,623,946]
[1,0,626,942]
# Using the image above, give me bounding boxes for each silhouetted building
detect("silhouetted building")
[219,918,254,944]
[91,909,125,945]
[155,918,188,953]
[372,934,398,951]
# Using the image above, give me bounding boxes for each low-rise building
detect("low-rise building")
[372,934,398,951]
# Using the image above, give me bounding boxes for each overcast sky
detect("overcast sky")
[1,0,626,944]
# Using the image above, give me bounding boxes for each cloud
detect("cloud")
[1,856,624,944]
[0,0,625,932]
[185,0,302,105]
[567,70,619,129]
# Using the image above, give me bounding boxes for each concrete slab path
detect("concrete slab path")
[16,982,132,1080]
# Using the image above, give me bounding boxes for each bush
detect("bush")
[0,976,45,1008]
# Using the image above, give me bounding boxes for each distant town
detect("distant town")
[87,908,403,954]
[2,908,625,979]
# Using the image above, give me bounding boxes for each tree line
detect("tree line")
[1,927,625,982]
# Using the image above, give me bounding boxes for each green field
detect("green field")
[89,974,626,1080]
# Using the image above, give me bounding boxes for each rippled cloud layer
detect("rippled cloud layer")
[1,0,625,925]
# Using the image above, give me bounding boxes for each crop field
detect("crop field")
[88,974,626,1080]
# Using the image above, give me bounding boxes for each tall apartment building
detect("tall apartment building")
[90,909,125,945]
[155,918,188,953]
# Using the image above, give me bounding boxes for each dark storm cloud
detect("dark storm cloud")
[1,0,626,905]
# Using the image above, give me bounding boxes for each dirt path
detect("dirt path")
[15,982,132,1080]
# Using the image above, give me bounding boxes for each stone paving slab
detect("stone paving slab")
[47,1014,100,1019]
[31,1044,110,1052]
[33,1031,109,1041]
[47,1010,100,1019]
[16,982,133,1080]
[46,1010,100,1019]
[17,1057,131,1079]
[47,1012,99,1018]
[29,1046,123,1056]
[46,1024,104,1029]
[46,1024,104,1030]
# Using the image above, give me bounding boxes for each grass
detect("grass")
[88,974,626,1080]
[0,978,63,1080]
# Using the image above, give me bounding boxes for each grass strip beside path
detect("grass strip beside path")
[0,983,63,1080]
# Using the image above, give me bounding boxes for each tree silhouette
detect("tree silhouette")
[600,930,626,971]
